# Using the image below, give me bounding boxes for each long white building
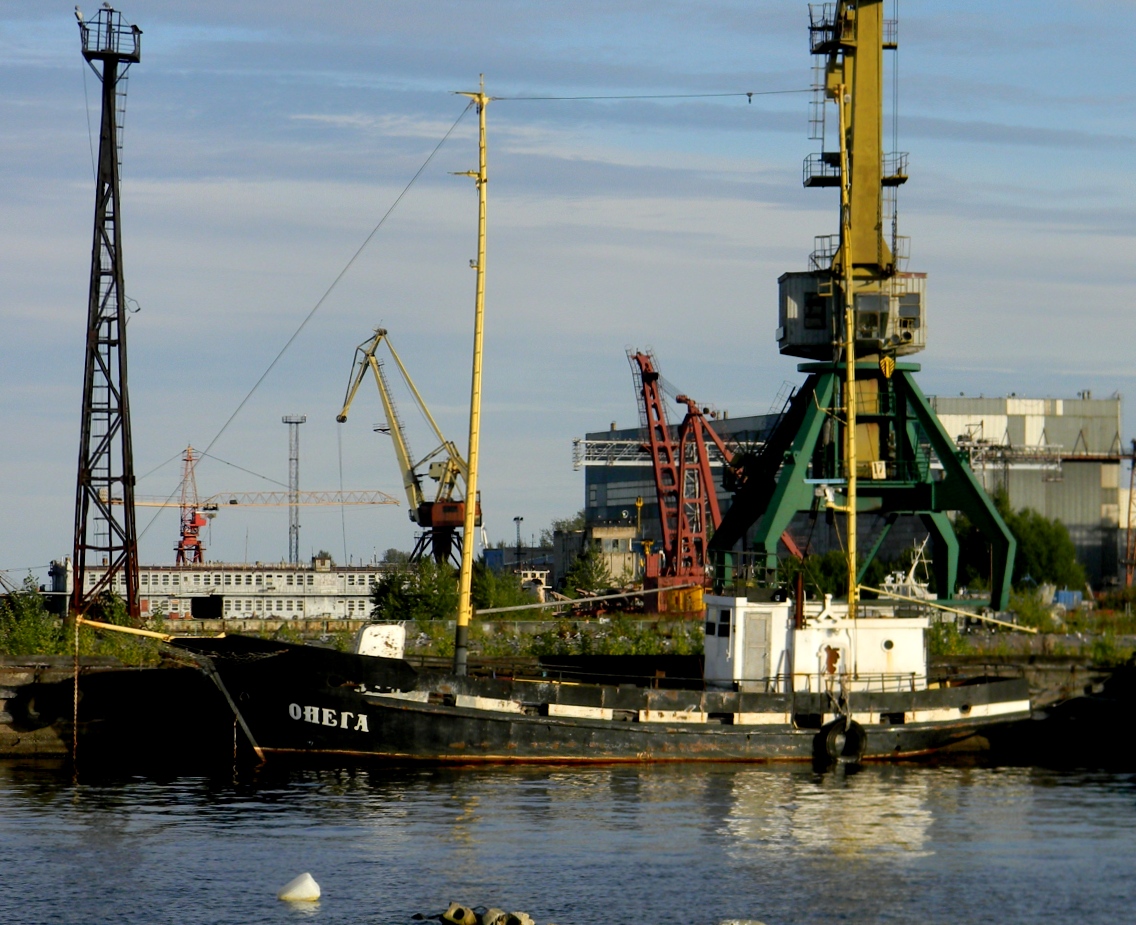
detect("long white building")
[62,556,393,621]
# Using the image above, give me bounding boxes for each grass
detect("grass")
[404,613,705,658]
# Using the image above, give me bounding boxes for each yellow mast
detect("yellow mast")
[836,82,858,620]
[453,77,489,675]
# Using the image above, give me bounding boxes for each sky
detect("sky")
[2,1,1135,584]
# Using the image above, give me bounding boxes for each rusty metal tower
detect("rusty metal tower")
[71,6,142,619]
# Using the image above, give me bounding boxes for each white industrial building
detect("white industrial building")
[59,556,393,621]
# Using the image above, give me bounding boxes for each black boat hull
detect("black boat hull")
[174,635,1031,764]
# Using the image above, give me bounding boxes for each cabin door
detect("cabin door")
[741,611,772,692]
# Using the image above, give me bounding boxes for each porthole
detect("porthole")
[882,639,895,651]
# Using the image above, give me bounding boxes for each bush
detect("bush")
[1,582,165,666]
[1009,588,1058,633]
[0,578,66,655]
[927,620,969,656]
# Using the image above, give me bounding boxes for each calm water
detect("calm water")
[1,761,1133,925]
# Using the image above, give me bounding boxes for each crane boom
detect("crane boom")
[338,329,424,515]
[121,490,398,508]
[336,327,477,564]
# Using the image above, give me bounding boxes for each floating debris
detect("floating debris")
[415,904,545,925]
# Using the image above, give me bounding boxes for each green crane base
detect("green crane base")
[710,362,1015,610]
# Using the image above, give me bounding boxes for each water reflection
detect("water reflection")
[721,766,933,858]
[2,761,1134,925]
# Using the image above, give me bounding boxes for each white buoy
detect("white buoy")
[277,872,321,902]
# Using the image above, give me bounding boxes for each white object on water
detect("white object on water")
[277,872,321,902]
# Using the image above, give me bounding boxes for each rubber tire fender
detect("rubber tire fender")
[815,716,867,763]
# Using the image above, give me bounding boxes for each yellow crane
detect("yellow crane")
[336,327,479,564]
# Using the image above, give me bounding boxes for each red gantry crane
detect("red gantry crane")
[629,351,802,605]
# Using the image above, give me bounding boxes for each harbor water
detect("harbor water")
[1,761,1134,925]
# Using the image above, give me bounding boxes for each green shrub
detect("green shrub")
[927,620,969,656]
[0,579,66,655]
[1009,589,1057,632]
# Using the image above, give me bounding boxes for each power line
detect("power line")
[135,101,474,543]
[493,88,810,102]
[201,100,475,458]
[199,452,288,489]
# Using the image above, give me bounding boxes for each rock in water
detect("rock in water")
[277,872,321,902]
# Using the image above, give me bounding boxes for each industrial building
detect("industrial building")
[576,392,1126,587]
[55,556,394,621]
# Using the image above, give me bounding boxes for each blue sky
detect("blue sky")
[2,1,1135,582]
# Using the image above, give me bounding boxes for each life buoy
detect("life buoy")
[814,715,867,764]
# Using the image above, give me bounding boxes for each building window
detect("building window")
[306,575,313,586]
[162,575,170,586]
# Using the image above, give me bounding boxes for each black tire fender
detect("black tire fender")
[815,715,867,763]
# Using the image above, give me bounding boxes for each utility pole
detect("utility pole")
[282,415,307,565]
[72,6,142,621]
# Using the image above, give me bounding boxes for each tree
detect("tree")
[370,559,458,622]
[539,509,586,548]
[381,548,412,566]
[1003,507,1085,589]
[563,543,612,594]
[471,559,539,612]
[954,489,1085,590]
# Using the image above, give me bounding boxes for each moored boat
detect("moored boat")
[170,602,1030,765]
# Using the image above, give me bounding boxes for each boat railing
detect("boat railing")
[751,672,927,694]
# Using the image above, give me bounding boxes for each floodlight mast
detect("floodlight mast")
[71,6,143,620]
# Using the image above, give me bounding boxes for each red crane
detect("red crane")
[175,446,207,565]
[629,351,801,605]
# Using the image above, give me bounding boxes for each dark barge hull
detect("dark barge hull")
[173,635,1031,764]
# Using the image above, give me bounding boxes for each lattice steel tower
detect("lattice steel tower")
[72,6,142,619]
[283,415,307,565]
